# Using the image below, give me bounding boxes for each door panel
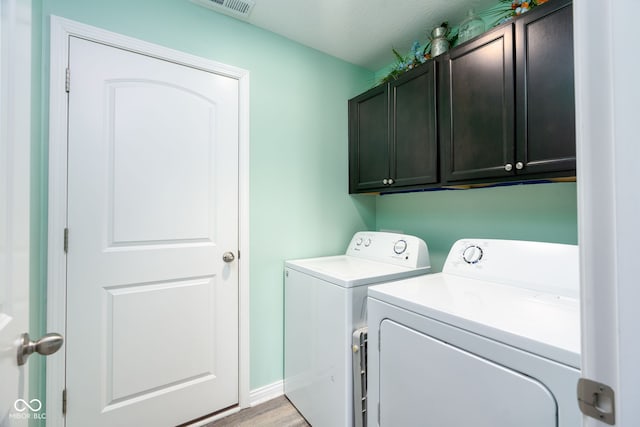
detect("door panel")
[390,61,438,187]
[66,36,239,426]
[109,82,216,243]
[441,26,515,182]
[348,85,389,192]
[516,0,575,173]
[379,319,557,427]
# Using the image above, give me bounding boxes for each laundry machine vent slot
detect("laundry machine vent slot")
[353,327,368,427]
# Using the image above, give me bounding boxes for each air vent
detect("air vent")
[191,0,255,19]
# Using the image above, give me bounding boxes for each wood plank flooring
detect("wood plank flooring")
[205,396,310,427]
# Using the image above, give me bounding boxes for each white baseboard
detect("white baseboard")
[249,380,284,406]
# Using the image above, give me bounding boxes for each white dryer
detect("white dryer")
[367,239,581,427]
[284,231,431,427]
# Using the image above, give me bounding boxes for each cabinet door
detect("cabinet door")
[389,61,438,188]
[515,0,575,175]
[440,25,515,183]
[349,85,389,193]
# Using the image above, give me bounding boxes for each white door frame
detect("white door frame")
[574,1,640,425]
[46,16,250,426]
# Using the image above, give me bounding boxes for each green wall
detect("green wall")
[376,182,578,271]
[34,0,376,393]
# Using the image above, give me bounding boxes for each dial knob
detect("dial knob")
[393,240,408,255]
[355,238,363,246]
[364,238,372,247]
[462,245,483,264]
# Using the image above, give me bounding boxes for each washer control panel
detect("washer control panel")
[347,231,430,269]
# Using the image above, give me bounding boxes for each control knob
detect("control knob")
[393,240,408,255]
[462,245,483,264]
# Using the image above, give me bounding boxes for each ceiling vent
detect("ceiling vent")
[191,0,255,19]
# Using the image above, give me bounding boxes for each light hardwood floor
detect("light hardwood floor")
[206,396,310,427]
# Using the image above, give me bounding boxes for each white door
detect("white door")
[1,0,36,424]
[65,36,239,426]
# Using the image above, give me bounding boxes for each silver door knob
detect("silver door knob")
[388,178,394,185]
[382,179,388,185]
[223,251,235,263]
[515,161,524,170]
[17,332,64,366]
[504,163,513,172]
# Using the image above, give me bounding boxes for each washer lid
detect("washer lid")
[285,255,430,288]
[368,273,581,368]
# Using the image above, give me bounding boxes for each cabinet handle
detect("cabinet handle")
[504,163,513,172]
[382,179,388,185]
[515,162,524,170]
[388,178,394,185]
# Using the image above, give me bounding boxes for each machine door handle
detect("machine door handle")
[223,251,235,263]
[17,332,64,366]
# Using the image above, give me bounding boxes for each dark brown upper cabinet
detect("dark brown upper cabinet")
[349,61,438,193]
[440,0,575,184]
[440,24,515,183]
[349,84,388,192]
[516,0,575,175]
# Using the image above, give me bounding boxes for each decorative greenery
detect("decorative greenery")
[381,22,457,84]
[487,0,549,27]
[379,0,549,84]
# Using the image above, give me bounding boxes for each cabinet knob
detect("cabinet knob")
[515,161,524,170]
[504,163,513,172]
[382,179,388,185]
[388,178,394,185]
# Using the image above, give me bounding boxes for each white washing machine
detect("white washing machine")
[284,231,432,427]
[367,239,581,427]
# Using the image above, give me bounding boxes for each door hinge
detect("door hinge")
[65,68,70,93]
[378,328,381,351]
[577,378,615,425]
[377,402,380,422]
[238,250,240,260]
[62,389,67,415]
[64,228,69,253]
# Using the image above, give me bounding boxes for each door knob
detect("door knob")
[223,251,235,263]
[17,332,64,366]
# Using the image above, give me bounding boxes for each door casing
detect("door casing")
[46,16,250,426]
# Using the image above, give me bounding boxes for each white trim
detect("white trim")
[575,1,640,425]
[249,380,285,406]
[185,381,284,427]
[46,16,251,426]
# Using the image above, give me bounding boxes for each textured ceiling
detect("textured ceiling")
[240,0,499,70]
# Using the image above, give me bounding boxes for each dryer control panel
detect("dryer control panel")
[443,239,579,297]
[346,231,430,269]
